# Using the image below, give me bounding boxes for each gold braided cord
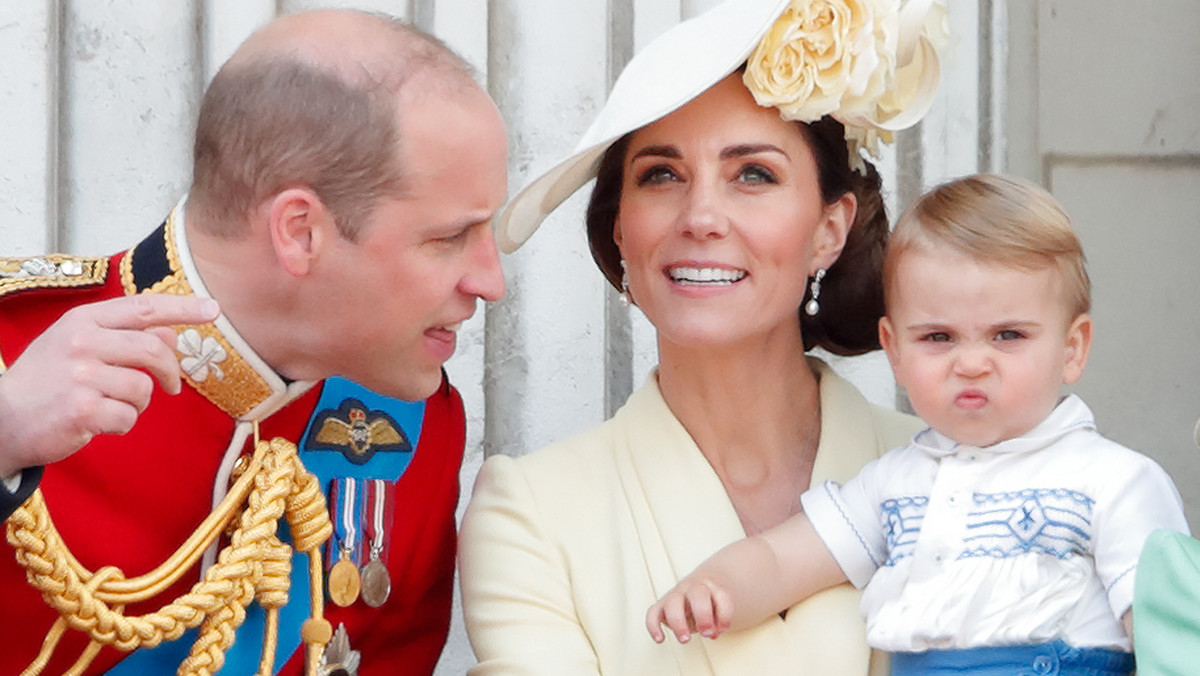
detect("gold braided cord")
[259,608,280,675]
[5,437,334,676]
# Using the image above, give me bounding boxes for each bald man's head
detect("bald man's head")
[230,10,475,97]
[190,10,479,239]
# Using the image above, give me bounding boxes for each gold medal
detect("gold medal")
[328,554,361,607]
[327,477,363,607]
[359,557,391,608]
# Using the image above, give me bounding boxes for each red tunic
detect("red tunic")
[0,223,464,675]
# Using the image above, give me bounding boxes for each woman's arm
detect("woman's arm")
[646,512,847,643]
[458,455,602,676]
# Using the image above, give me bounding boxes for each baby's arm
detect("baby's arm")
[645,512,848,643]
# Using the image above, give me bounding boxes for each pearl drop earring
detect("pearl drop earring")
[804,268,826,316]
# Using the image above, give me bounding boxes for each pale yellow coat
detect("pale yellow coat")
[459,360,921,675]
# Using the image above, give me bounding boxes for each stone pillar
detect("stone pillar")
[484,0,611,459]
[0,3,58,254]
[60,1,200,253]
[203,0,275,82]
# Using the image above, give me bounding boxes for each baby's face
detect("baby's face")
[879,246,1090,448]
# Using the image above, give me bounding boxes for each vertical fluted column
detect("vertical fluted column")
[0,2,59,254]
[599,0,635,421]
[60,1,201,253]
[202,0,274,83]
[415,0,488,70]
[484,0,610,458]
[921,0,984,184]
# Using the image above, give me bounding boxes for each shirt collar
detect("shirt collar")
[913,394,1096,458]
[120,197,314,420]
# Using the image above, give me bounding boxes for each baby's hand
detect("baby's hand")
[645,579,732,644]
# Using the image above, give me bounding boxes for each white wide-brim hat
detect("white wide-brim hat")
[495,0,792,253]
[495,0,943,253]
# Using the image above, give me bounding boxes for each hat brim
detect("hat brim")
[495,0,792,253]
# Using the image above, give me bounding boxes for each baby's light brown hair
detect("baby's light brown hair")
[883,173,1091,319]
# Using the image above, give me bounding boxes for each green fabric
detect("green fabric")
[1134,529,1200,675]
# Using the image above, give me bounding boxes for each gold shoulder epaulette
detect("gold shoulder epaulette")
[0,255,109,298]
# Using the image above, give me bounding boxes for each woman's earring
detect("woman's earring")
[619,260,631,306]
[804,268,826,316]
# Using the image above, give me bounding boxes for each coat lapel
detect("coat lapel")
[612,360,884,674]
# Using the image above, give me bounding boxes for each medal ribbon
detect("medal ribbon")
[363,479,395,561]
[331,477,362,563]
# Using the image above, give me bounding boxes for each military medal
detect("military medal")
[328,556,360,608]
[359,561,389,609]
[328,478,362,607]
[359,479,394,608]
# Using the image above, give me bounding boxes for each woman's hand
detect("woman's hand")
[646,577,734,643]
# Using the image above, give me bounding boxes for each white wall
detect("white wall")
[1003,0,1200,527]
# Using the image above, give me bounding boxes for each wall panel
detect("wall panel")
[1055,162,1200,526]
[1006,0,1200,527]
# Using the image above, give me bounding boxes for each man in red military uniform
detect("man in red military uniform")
[0,9,506,675]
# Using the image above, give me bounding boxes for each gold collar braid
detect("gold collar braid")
[5,437,334,676]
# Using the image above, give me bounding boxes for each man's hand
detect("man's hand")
[646,577,734,644]
[0,294,220,476]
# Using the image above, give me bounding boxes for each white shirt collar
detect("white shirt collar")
[122,197,314,421]
[913,394,1096,459]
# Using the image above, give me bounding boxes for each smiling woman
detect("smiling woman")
[458,0,947,674]
[612,74,845,352]
[590,75,890,358]
[614,73,859,360]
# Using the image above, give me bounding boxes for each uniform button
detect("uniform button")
[232,454,252,477]
[1032,654,1054,674]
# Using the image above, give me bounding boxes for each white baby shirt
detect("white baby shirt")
[801,395,1188,653]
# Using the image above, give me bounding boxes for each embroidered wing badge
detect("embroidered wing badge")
[306,398,412,465]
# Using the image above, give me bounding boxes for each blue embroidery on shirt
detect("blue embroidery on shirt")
[961,489,1093,560]
[880,496,928,565]
[877,489,1095,566]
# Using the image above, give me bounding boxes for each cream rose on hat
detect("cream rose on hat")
[494,0,947,253]
[744,0,947,166]
[744,0,897,123]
